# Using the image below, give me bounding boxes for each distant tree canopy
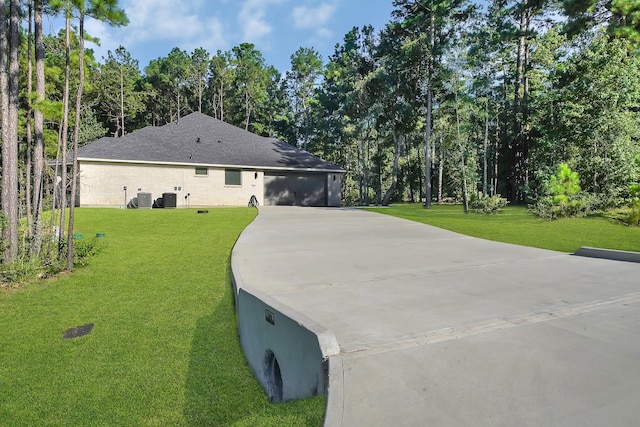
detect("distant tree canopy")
[2,0,640,264]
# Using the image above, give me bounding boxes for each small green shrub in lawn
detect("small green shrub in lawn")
[530,163,601,220]
[66,235,106,267]
[1,233,105,286]
[0,258,47,285]
[530,192,600,220]
[470,195,508,214]
[607,184,640,227]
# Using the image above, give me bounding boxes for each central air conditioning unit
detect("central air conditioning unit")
[162,192,177,208]
[137,192,152,209]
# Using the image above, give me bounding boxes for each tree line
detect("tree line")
[1,0,640,268]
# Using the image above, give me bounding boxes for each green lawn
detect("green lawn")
[0,208,325,426]
[366,204,640,253]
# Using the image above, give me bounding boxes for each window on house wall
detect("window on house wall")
[195,167,208,176]
[225,169,242,186]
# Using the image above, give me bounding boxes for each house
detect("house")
[76,112,345,207]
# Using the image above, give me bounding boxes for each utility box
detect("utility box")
[162,192,177,208]
[137,192,152,209]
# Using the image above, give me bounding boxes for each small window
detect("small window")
[195,167,208,176]
[225,169,242,186]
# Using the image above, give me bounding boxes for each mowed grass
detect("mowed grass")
[366,204,640,253]
[0,208,325,426]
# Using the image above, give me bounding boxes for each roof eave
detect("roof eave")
[77,157,346,174]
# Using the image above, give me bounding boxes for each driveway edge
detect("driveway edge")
[574,246,640,263]
[231,209,342,411]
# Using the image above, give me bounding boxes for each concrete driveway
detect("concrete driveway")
[232,207,640,426]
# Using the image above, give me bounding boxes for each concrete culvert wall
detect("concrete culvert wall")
[234,287,339,402]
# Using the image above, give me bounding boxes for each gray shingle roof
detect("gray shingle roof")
[77,112,344,172]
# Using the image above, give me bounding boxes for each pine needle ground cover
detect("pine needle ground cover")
[366,204,640,253]
[0,208,325,426]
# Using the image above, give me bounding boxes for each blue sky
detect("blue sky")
[44,0,397,74]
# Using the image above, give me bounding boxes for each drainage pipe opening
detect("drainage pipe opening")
[264,350,283,403]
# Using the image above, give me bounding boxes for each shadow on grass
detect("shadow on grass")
[183,287,254,425]
[183,284,326,427]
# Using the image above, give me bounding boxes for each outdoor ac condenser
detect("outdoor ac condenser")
[162,192,177,208]
[137,192,152,209]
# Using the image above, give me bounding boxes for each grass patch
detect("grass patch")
[366,204,640,253]
[0,208,325,426]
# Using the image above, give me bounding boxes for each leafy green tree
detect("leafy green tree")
[375,23,424,205]
[286,47,323,149]
[534,34,640,206]
[77,107,107,144]
[312,26,379,204]
[208,50,234,121]
[230,43,270,131]
[94,46,144,136]
[550,163,581,206]
[188,47,210,113]
[564,0,640,48]
[64,0,128,270]
[253,65,289,138]
[144,48,190,124]
[392,0,476,207]
[163,47,191,119]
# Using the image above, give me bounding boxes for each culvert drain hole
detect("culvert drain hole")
[264,350,283,403]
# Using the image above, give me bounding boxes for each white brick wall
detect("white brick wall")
[79,162,264,207]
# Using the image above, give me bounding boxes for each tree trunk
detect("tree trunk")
[58,12,71,249]
[219,80,225,121]
[493,113,499,196]
[244,90,251,130]
[510,11,529,203]
[1,0,21,261]
[424,8,435,209]
[425,86,432,208]
[177,85,181,121]
[26,1,33,238]
[483,99,489,197]
[0,0,10,259]
[31,0,45,258]
[120,62,125,136]
[67,8,86,271]
[438,138,444,203]
[382,130,402,206]
[454,77,468,214]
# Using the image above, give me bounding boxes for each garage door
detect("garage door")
[263,172,327,206]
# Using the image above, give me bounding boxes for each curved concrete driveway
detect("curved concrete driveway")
[233,207,640,426]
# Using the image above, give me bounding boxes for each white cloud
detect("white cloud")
[123,0,213,44]
[182,17,227,56]
[291,2,336,30]
[316,27,333,40]
[238,0,288,42]
[83,19,119,61]
[82,0,228,64]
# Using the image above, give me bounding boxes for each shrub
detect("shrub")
[608,184,640,227]
[529,163,596,220]
[530,192,600,220]
[470,195,508,214]
[1,259,44,286]
[61,236,105,267]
